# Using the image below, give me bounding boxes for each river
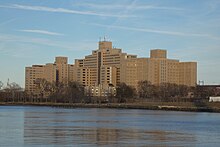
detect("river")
[0,106,220,146]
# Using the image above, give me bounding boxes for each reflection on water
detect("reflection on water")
[1,106,220,146]
[24,126,195,146]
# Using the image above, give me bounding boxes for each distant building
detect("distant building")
[84,85,116,97]
[209,97,220,102]
[25,39,197,97]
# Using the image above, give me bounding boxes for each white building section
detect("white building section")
[209,97,220,102]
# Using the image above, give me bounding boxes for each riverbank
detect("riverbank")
[1,102,220,113]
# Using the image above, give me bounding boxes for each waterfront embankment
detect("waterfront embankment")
[1,102,220,113]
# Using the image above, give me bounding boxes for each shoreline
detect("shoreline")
[1,102,220,113]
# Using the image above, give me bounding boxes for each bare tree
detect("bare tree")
[3,82,22,102]
[137,81,154,99]
[9,82,22,91]
[66,81,84,103]
[35,79,50,102]
[116,83,136,103]
[47,81,84,103]
[0,81,3,90]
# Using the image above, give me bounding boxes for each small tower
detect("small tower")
[98,36,112,50]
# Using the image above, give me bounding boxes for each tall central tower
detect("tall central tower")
[75,39,126,87]
[97,40,113,84]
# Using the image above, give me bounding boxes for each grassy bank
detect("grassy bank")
[1,101,220,113]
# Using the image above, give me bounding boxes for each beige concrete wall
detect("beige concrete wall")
[99,41,112,50]
[56,63,68,84]
[44,63,56,83]
[150,49,167,59]
[55,56,67,64]
[179,62,197,87]
[25,65,45,95]
[120,57,149,88]
[100,66,117,87]
[68,64,75,82]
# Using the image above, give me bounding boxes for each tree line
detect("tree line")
[116,81,220,103]
[0,80,219,103]
[117,81,192,102]
[0,80,23,102]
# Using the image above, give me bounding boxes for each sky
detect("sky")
[0,0,220,87]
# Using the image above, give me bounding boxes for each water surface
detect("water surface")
[0,106,220,146]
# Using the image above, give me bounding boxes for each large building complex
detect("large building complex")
[25,40,197,97]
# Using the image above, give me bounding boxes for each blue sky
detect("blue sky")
[0,0,220,87]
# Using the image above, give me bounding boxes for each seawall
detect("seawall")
[1,102,220,113]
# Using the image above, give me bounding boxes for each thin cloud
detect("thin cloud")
[0,34,69,49]
[0,4,135,18]
[0,33,96,51]
[74,3,184,11]
[91,23,220,40]
[19,29,64,36]
[0,18,17,26]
